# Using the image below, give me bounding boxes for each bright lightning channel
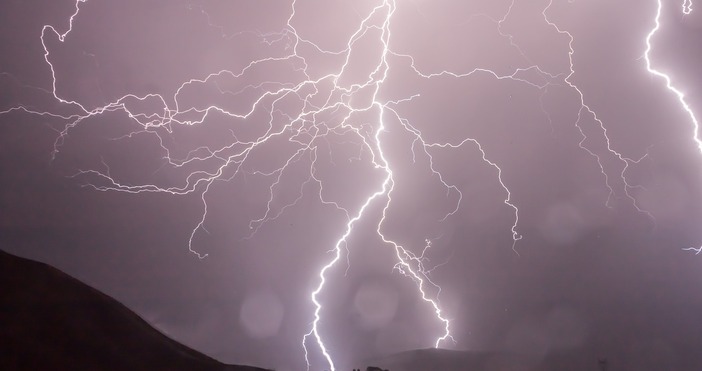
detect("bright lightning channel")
[642,1,701,253]
[683,0,694,15]
[300,1,459,368]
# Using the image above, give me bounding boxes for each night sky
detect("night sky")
[2,1,702,370]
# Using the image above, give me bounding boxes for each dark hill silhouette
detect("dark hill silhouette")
[361,348,595,371]
[0,249,269,371]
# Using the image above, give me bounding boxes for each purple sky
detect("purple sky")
[2,1,702,370]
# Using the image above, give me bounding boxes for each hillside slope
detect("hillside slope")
[0,249,268,371]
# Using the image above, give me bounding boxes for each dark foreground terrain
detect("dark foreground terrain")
[0,249,268,371]
[363,348,596,371]
[362,346,702,371]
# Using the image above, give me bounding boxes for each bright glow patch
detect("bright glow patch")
[353,279,400,330]
[239,289,285,339]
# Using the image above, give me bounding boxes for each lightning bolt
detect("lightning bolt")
[684,0,694,15]
[4,0,700,370]
[642,1,701,253]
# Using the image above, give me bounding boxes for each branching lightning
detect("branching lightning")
[2,0,701,369]
[543,1,654,219]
